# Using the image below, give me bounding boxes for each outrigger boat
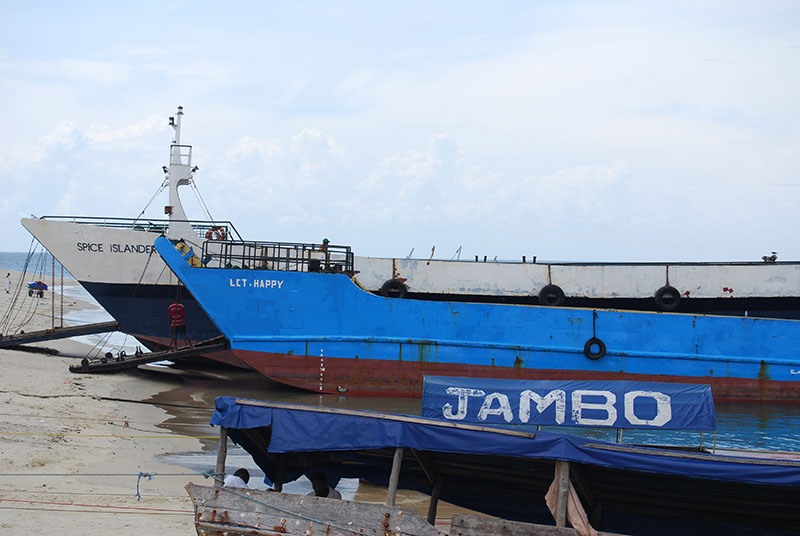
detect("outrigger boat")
[187,397,800,536]
[155,236,800,400]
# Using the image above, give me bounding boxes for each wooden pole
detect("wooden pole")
[386,447,404,506]
[215,427,228,488]
[60,264,64,328]
[555,460,570,528]
[426,474,444,524]
[273,454,286,492]
[51,255,55,330]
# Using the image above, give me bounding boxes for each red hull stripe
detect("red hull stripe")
[234,349,800,401]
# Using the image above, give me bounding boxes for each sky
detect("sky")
[1,1,798,261]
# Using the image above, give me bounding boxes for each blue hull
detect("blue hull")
[155,237,800,399]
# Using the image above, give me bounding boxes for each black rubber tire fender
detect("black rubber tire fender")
[380,279,408,298]
[583,337,607,360]
[538,284,565,306]
[654,285,681,312]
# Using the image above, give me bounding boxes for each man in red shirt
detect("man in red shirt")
[168,297,193,350]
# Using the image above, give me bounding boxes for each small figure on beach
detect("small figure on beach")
[5,273,10,294]
[307,472,341,499]
[168,295,192,350]
[223,468,250,488]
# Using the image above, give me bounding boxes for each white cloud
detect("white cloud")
[86,114,165,144]
[2,2,799,260]
[60,59,130,85]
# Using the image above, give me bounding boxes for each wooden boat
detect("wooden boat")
[187,397,800,536]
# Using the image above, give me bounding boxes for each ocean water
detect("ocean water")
[2,252,798,452]
[0,250,70,278]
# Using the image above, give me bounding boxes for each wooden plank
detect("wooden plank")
[450,514,627,536]
[195,521,290,535]
[69,336,228,373]
[234,399,536,439]
[186,483,439,536]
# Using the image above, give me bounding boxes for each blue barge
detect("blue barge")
[155,236,800,399]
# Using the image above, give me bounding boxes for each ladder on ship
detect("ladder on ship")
[69,336,229,374]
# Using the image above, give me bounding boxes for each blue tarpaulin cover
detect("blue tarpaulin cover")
[421,376,716,430]
[211,396,800,488]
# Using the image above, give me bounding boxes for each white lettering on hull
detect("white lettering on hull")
[229,278,285,289]
[442,387,673,428]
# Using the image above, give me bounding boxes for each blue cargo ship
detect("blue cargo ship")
[154,236,800,400]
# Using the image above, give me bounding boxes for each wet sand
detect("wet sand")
[146,366,484,522]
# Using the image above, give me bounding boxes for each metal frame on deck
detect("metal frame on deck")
[201,240,355,274]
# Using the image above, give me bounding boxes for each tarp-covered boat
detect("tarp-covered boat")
[192,397,800,536]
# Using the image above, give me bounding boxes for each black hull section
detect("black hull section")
[400,292,800,319]
[79,281,222,345]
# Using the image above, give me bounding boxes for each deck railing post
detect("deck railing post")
[215,427,228,488]
[555,460,570,527]
[386,447,404,506]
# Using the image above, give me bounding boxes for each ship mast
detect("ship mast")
[164,106,197,242]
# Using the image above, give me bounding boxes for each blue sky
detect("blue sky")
[1,1,798,260]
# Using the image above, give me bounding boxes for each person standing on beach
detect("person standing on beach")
[5,273,10,294]
[168,296,192,350]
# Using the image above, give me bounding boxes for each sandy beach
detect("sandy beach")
[0,269,482,534]
[0,270,198,535]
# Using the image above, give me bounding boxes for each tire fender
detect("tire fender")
[538,284,565,306]
[583,337,607,360]
[654,285,681,312]
[380,279,408,298]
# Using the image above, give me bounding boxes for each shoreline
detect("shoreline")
[0,270,198,534]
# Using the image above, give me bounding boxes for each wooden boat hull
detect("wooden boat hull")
[185,483,440,536]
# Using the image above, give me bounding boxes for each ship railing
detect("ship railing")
[38,216,243,241]
[201,239,354,274]
[170,144,192,166]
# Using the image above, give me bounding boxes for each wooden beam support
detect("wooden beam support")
[410,448,436,486]
[386,447,404,506]
[555,460,570,528]
[273,453,286,492]
[427,474,444,525]
[215,426,228,488]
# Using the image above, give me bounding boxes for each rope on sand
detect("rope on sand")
[1,431,217,439]
[0,497,192,515]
